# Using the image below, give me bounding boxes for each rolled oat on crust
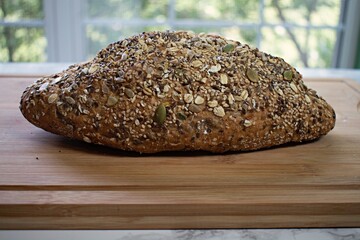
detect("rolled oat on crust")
[20,30,336,153]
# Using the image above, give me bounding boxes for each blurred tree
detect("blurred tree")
[0,0,341,67]
[271,0,339,67]
[0,0,45,62]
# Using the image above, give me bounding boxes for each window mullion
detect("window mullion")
[256,0,265,49]
[335,0,360,68]
[44,0,85,62]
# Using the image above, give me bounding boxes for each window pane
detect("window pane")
[87,0,168,20]
[0,0,43,20]
[0,26,46,62]
[264,0,341,26]
[261,27,337,68]
[176,0,259,22]
[86,25,168,59]
[307,29,337,68]
[261,27,306,67]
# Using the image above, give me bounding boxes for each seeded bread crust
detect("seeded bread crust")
[20,30,336,153]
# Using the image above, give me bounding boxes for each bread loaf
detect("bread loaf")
[20,31,336,153]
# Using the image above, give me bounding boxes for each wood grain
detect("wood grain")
[0,76,360,229]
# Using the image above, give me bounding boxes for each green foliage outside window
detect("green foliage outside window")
[0,0,342,68]
[0,0,45,62]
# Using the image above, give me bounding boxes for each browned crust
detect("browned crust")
[20,31,336,153]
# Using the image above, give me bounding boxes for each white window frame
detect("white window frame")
[1,0,359,67]
[44,0,85,62]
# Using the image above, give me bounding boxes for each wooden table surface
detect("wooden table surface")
[0,76,359,229]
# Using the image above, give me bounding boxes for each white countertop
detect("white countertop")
[0,63,359,240]
[1,229,360,240]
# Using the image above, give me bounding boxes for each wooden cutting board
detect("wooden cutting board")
[0,76,359,229]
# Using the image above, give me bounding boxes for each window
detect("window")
[0,0,46,62]
[1,0,359,68]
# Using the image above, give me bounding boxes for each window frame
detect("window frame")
[1,0,358,68]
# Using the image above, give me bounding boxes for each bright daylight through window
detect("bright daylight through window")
[0,0,356,68]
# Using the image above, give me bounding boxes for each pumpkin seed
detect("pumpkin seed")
[125,88,135,98]
[154,103,166,125]
[106,95,118,107]
[188,103,201,113]
[176,112,187,120]
[194,96,205,105]
[213,106,225,117]
[223,44,235,53]
[207,100,218,108]
[305,94,312,104]
[283,70,293,81]
[246,68,259,82]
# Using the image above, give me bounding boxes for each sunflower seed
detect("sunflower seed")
[290,82,299,93]
[208,64,221,73]
[51,76,62,84]
[188,103,202,113]
[244,119,252,127]
[47,93,58,104]
[228,93,235,105]
[220,74,228,85]
[208,100,218,108]
[65,96,75,105]
[184,93,193,103]
[102,82,110,94]
[305,94,312,103]
[39,82,49,91]
[191,60,202,68]
[143,87,152,96]
[163,84,170,93]
[89,64,99,74]
[240,89,249,100]
[120,52,128,61]
[275,86,284,96]
[83,136,91,143]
